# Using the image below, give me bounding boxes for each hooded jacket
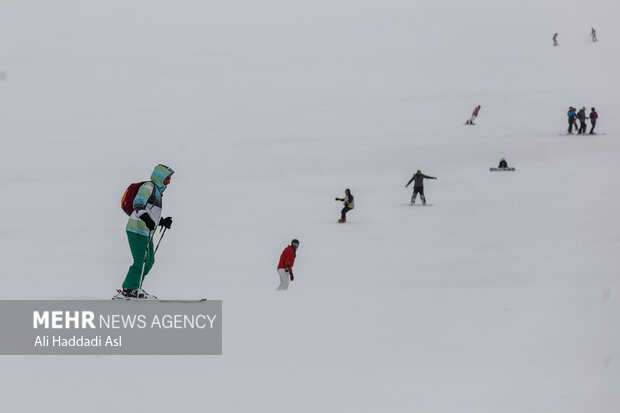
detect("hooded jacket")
[126,164,175,237]
[567,107,577,120]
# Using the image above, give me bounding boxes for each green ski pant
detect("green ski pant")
[122,231,154,290]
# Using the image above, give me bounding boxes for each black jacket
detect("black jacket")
[406,173,436,188]
[577,109,586,121]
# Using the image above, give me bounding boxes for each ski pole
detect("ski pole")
[155,227,167,254]
[137,230,154,294]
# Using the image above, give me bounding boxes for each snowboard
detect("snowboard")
[559,132,606,136]
[402,203,433,207]
[490,167,515,171]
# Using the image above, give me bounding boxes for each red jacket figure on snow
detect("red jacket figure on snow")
[278,245,296,273]
[277,239,299,291]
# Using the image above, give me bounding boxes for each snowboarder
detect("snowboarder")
[277,239,299,291]
[567,106,577,133]
[118,164,174,299]
[577,106,587,134]
[589,107,598,134]
[335,188,354,223]
[591,28,597,42]
[405,170,437,205]
[498,158,508,168]
[553,32,558,46]
[465,105,481,125]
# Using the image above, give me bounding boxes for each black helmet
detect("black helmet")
[345,188,351,194]
[291,239,300,248]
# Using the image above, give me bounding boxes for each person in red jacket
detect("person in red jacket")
[277,239,299,291]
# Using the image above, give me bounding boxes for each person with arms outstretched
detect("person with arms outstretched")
[406,170,437,205]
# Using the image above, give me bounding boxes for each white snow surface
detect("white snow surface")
[1,0,619,412]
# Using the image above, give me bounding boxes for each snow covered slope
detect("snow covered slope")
[0,0,618,412]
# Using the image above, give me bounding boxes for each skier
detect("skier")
[118,164,174,299]
[335,188,354,223]
[277,239,299,291]
[405,170,437,205]
[465,105,481,125]
[498,158,508,168]
[567,106,577,133]
[553,33,558,46]
[589,107,598,134]
[591,27,597,42]
[577,106,587,134]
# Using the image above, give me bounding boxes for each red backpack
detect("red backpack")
[121,181,155,216]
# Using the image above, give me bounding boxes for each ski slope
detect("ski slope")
[1,0,619,412]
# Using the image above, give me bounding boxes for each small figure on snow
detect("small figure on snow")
[553,32,558,46]
[406,170,437,205]
[490,159,514,171]
[589,107,598,134]
[591,27,597,42]
[118,164,174,299]
[577,106,587,134]
[465,105,481,125]
[277,239,299,291]
[335,188,355,223]
[567,106,577,133]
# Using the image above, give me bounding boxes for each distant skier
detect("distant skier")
[567,106,577,133]
[277,239,299,291]
[118,164,174,299]
[335,189,355,223]
[553,33,558,46]
[589,107,598,134]
[498,158,508,168]
[405,170,437,205]
[465,105,481,125]
[577,106,587,134]
[591,28,597,42]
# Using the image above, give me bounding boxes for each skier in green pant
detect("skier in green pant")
[118,164,174,299]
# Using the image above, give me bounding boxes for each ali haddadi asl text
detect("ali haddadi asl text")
[34,335,121,347]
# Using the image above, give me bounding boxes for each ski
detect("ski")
[113,296,207,303]
[490,167,516,171]
[112,289,206,303]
